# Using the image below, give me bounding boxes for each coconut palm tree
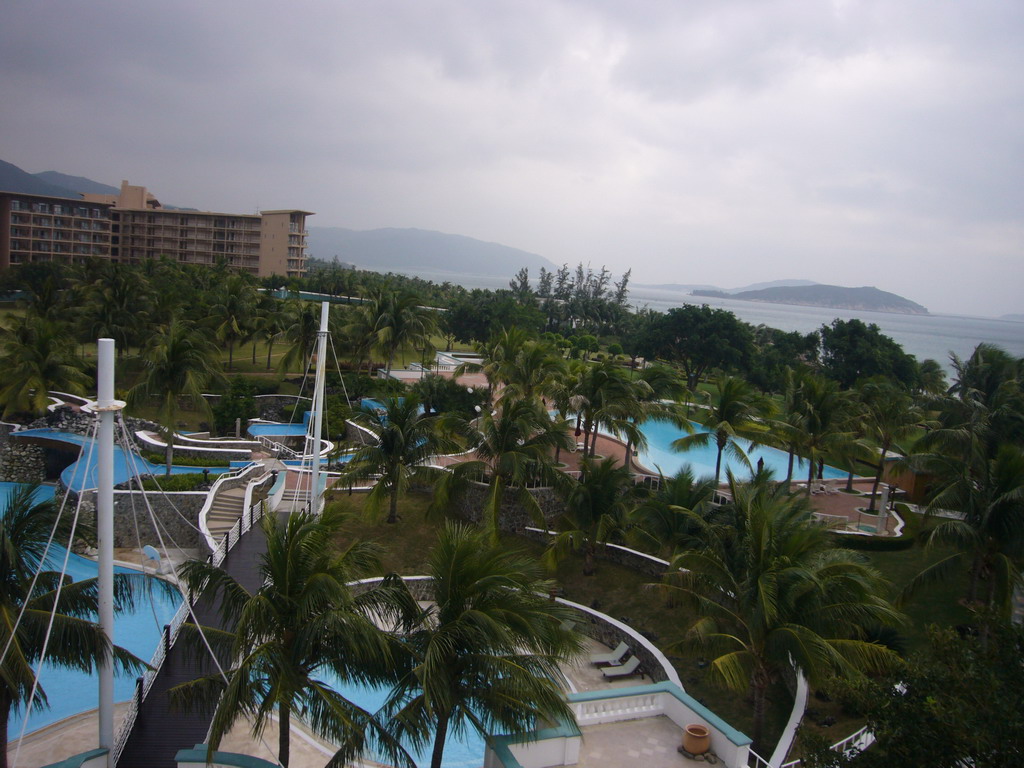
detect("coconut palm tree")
[276,297,320,374]
[905,346,1024,619]
[631,467,719,558]
[368,286,438,378]
[0,484,144,768]
[206,274,258,370]
[544,456,641,575]
[128,319,224,474]
[858,379,925,511]
[431,398,573,542]
[0,315,88,418]
[793,373,857,493]
[496,339,566,405]
[382,521,583,768]
[672,374,774,485]
[342,396,457,524]
[906,443,1024,621]
[455,326,532,403]
[661,474,903,750]
[171,506,417,768]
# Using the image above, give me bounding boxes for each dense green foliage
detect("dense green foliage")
[801,623,1024,768]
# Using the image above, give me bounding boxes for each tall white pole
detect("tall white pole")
[310,302,330,513]
[96,338,118,764]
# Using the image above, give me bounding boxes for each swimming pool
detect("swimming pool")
[0,483,183,736]
[12,428,233,492]
[247,410,311,438]
[635,419,847,482]
[323,676,485,768]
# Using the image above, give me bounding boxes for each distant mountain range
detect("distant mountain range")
[308,226,558,279]
[0,158,932,314]
[0,158,195,208]
[691,284,929,315]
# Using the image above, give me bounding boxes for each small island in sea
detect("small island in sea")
[691,284,929,315]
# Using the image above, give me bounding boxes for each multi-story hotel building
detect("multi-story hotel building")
[0,181,312,278]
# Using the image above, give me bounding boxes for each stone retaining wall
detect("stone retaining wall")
[63,489,207,550]
[0,439,46,483]
[451,481,563,532]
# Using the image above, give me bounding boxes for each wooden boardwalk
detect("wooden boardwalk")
[116,524,268,768]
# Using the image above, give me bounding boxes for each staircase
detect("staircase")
[205,486,247,541]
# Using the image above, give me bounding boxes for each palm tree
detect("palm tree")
[455,326,531,403]
[906,346,1024,618]
[907,443,1024,621]
[76,263,152,356]
[276,297,320,374]
[569,358,639,458]
[496,339,566,405]
[661,474,903,750]
[544,456,640,575]
[859,379,924,511]
[206,274,258,370]
[631,467,718,558]
[171,506,416,768]
[342,396,456,524]
[382,521,583,768]
[672,375,773,485]
[431,398,573,542]
[128,319,224,474]
[0,315,88,418]
[793,373,857,493]
[368,286,438,378]
[0,485,143,768]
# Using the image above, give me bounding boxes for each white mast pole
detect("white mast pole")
[96,338,123,765]
[310,301,330,514]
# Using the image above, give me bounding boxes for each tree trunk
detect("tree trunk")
[868,445,888,512]
[807,456,815,496]
[387,486,399,524]
[624,437,632,469]
[0,693,11,768]
[278,699,291,768]
[751,677,768,754]
[165,434,174,476]
[228,342,234,371]
[714,447,723,485]
[266,338,274,369]
[584,544,595,576]
[252,341,257,365]
[786,447,794,484]
[430,711,451,768]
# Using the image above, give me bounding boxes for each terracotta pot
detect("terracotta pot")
[682,723,711,755]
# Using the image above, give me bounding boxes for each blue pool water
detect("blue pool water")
[323,675,485,768]
[636,419,847,482]
[247,411,311,438]
[0,483,183,736]
[12,429,232,492]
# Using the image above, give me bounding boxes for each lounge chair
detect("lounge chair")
[602,655,642,679]
[589,641,629,667]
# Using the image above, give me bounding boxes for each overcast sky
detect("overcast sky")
[1,1,1021,317]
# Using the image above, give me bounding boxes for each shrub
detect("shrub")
[138,473,208,492]
[143,451,231,467]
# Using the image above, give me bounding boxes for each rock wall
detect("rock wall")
[0,439,46,483]
[65,489,208,550]
[450,480,564,532]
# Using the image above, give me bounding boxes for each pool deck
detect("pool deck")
[10,633,702,768]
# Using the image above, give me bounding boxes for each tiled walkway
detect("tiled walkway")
[578,716,705,768]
